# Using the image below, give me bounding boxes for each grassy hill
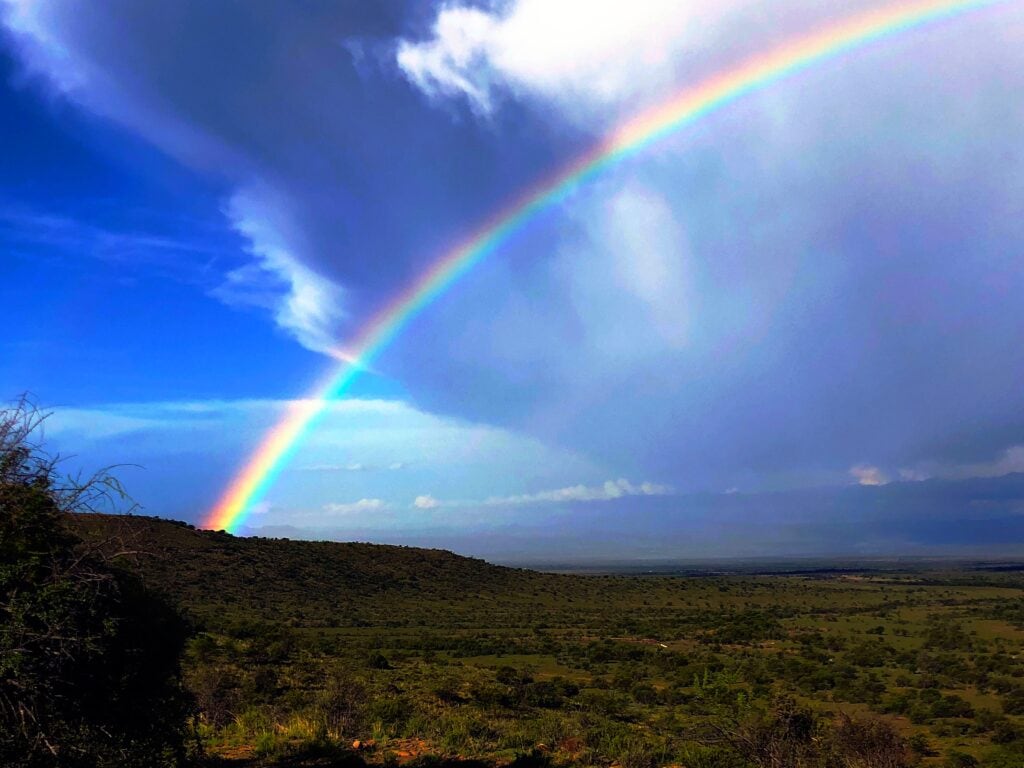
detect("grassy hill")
[67,513,558,629]
[63,513,1024,767]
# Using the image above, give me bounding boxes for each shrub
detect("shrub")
[0,401,193,767]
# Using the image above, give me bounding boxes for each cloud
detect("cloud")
[413,494,440,509]
[396,0,726,118]
[488,478,673,505]
[217,188,347,357]
[427,478,674,508]
[850,465,888,487]
[323,498,387,515]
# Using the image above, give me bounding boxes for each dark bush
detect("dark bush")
[0,402,193,767]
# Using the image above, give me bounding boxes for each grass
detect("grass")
[69,513,1024,766]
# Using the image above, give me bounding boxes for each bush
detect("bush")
[0,401,194,767]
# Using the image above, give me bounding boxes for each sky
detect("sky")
[1,0,1023,561]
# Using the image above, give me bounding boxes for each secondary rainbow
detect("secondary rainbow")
[204,0,1006,533]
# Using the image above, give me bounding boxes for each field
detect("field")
[72,515,1024,767]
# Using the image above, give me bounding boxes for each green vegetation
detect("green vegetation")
[66,513,1024,768]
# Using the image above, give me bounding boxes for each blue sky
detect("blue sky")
[2,0,1024,560]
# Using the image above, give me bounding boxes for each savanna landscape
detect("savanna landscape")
[4,1,1024,767]
[6,403,1024,768]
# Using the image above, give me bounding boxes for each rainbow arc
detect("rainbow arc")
[204,0,1005,533]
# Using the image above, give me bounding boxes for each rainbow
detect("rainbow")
[204,0,1005,532]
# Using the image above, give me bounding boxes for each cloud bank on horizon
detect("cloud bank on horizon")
[2,0,1024,555]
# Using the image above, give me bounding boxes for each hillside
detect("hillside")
[67,513,595,630]
[62,514,1024,767]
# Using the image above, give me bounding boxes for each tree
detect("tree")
[0,400,194,767]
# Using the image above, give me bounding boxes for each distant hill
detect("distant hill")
[66,513,563,629]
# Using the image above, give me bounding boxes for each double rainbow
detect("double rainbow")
[204,0,1005,533]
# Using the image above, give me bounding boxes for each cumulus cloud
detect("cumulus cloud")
[850,465,888,487]
[323,498,387,515]
[397,0,728,118]
[413,494,440,509]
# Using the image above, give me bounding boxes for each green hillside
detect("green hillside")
[61,513,1024,767]
[67,513,552,628]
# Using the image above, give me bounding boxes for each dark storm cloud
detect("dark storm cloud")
[5,0,1024,524]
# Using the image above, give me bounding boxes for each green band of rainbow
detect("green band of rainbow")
[204,0,1005,532]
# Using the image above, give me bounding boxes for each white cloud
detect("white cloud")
[410,478,671,510]
[323,498,387,515]
[849,465,888,487]
[216,188,347,357]
[397,0,710,118]
[484,477,673,506]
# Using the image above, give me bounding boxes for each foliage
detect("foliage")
[0,401,193,767]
